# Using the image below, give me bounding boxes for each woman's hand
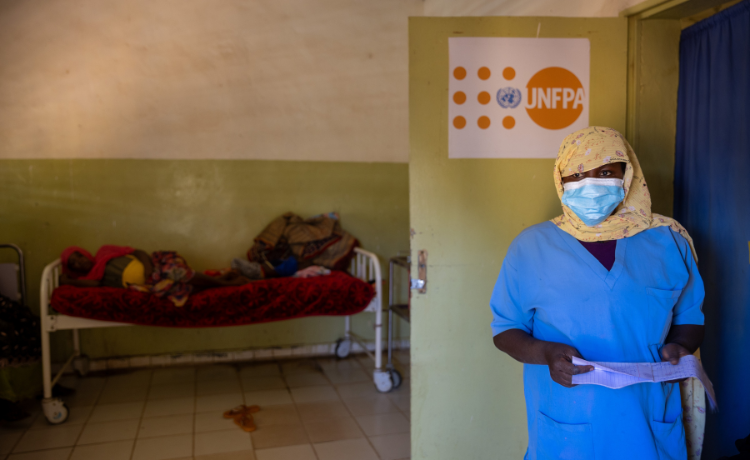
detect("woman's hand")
[661,342,691,365]
[542,342,594,388]
[660,342,691,383]
[493,329,593,388]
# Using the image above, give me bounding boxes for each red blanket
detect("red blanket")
[51,272,375,328]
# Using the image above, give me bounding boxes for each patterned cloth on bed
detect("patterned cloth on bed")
[129,251,195,307]
[248,212,359,273]
[50,271,374,328]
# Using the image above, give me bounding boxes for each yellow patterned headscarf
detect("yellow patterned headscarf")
[550,126,697,261]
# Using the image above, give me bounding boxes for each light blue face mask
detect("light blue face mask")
[561,178,625,227]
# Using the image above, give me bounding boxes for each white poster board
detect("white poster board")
[448,38,590,159]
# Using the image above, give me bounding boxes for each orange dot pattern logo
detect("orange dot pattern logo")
[452,67,493,129]
[451,64,585,133]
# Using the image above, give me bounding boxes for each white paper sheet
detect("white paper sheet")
[572,355,717,410]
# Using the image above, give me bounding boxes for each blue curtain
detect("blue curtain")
[675,1,750,458]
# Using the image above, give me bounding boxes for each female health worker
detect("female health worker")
[490,127,705,460]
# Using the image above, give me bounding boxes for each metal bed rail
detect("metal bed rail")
[344,248,393,392]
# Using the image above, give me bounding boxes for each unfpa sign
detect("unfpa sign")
[448,38,590,159]
[526,67,585,130]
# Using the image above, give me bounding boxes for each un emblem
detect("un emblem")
[496,87,522,109]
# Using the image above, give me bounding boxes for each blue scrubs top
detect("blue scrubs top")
[490,222,705,460]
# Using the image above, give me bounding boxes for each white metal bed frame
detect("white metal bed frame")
[39,247,392,424]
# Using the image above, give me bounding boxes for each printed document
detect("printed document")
[572,355,717,409]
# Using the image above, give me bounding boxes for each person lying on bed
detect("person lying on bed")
[60,245,250,306]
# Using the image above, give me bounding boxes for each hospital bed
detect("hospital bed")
[38,248,396,424]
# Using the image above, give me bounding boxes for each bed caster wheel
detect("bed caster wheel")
[374,370,393,393]
[42,398,69,425]
[390,370,403,389]
[73,355,90,376]
[335,338,351,359]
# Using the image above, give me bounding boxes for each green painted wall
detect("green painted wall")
[630,19,682,217]
[409,17,627,459]
[0,160,410,361]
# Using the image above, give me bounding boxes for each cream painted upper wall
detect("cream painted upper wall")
[0,0,421,162]
[424,0,644,17]
[0,0,641,162]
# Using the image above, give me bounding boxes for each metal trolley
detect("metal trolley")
[0,244,27,305]
[385,256,410,389]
